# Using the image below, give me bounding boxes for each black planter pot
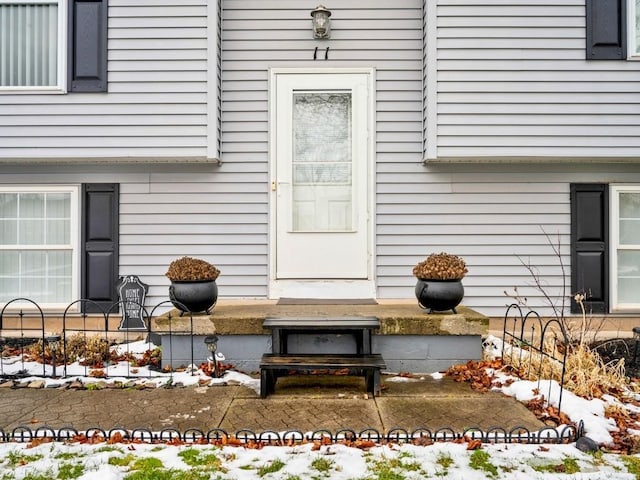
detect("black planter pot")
[169,280,218,314]
[415,278,464,314]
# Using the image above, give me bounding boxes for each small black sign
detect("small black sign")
[117,275,149,330]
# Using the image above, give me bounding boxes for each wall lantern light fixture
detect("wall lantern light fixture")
[311,5,331,39]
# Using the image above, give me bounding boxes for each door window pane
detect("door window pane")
[292,92,353,232]
[0,2,59,87]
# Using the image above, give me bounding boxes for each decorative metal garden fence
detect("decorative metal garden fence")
[0,422,583,445]
[0,297,209,381]
[0,298,585,446]
[501,303,569,413]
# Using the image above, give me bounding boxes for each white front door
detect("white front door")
[270,70,374,298]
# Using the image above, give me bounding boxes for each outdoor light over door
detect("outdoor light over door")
[311,5,331,39]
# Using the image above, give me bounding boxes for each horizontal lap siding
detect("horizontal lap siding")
[377,164,640,316]
[119,171,269,302]
[0,166,267,306]
[0,1,208,159]
[221,0,424,298]
[436,0,640,158]
[389,0,640,316]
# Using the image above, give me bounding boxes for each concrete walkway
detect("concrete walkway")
[0,375,543,436]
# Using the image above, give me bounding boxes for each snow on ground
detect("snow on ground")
[1,336,640,478]
[0,339,262,394]
[0,437,637,479]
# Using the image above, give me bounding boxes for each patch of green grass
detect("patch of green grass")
[108,453,136,467]
[57,462,84,480]
[435,452,454,476]
[588,450,618,472]
[469,449,498,478]
[257,459,285,477]
[122,456,214,480]
[53,452,83,461]
[125,470,212,480]
[131,457,165,471]
[559,457,580,474]
[387,452,421,472]
[531,456,581,475]
[362,452,429,480]
[94,445,124,454]
[5,451,44,468]
[365,457,407,480]
[311,457,334,473]
[436,452,453,469]
[177,448,224,471]
[22,472,55,480]
[623,455,640,479]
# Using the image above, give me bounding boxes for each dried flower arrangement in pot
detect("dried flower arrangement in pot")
[412,252,468,281]
[166,256,220,281]
[166,256,220,314]
[413,252,467,313]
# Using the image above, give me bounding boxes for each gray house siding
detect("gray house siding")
[411,0,640,316]
[0,165,262,308]
[0,0,212,161]
[379,164,640,317]
[430,0,640,161]
[2,0,640,319]
[221,0,425,299]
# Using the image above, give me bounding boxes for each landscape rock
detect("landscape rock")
[575,436,600,453]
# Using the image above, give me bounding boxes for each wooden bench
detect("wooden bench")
[263,316,380,354]
[260,353,386,398]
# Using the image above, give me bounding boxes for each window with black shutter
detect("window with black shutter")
[68,0,108,92]
[81,184,119,312]
[586,0,627,60]
[570,183,609,313]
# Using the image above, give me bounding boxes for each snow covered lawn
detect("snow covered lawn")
[1,437,639,479]
[1,337,640,478]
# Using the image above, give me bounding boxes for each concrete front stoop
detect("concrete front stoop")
[152,300,489,374]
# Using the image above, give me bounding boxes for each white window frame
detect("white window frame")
[0,0,67,93]
[628,0,640,59]
[610,185,640,312]
[0,185,80,309]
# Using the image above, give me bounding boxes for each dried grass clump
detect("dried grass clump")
[166,256,220,281]
[65,334,110,366]
[564,343,626,398]
[412,252,468,280]
[24,338,63,364]
[501,339,627,399]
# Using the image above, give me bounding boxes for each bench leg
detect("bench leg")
[366,369,381,397]
[362,330,372,354]
[260,369,268,398]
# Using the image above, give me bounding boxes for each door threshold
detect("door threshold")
[269,280,376,300]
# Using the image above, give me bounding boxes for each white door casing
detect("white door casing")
[269,69,375,298]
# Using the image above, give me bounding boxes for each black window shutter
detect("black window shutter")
[81,184,119,313]
[586,0,626,60]
[68,0,108,92]
[570,183,609,313]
